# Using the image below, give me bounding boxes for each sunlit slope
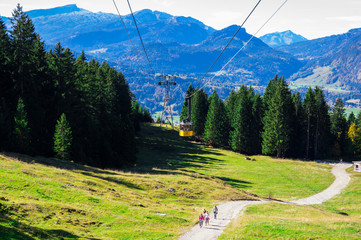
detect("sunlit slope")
[0,124,334,239]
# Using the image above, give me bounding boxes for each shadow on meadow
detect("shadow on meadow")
[0,214,89,240]
[217,176,252,189]
[133,124,226,173]
[1,152,117,176]
[1,124,253,190]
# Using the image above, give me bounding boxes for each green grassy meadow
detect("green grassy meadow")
[0,123,346,239]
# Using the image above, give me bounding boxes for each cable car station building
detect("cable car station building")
[353,161,361,172]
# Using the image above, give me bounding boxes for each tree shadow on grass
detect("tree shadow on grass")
[1,152,117,176]
[80,171,144,190]
[132,124,227,173]
[0,214,91,240]
[217,176,252,189]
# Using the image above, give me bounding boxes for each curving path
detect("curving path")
[178,163,352,240]
[291,163,351,205]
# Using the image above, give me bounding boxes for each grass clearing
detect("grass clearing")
[137,124,333,200]
[0,123,335,239]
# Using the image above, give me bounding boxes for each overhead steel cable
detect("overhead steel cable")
[112,0,147,74]
[194,0,262,90]
[189,0,288,98]
[126,0,156,75]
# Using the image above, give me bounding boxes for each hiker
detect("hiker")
[199,213,204,228]
[213,205,218,219]
[205,211,210,225]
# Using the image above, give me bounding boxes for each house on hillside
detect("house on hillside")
[353,161,361,172]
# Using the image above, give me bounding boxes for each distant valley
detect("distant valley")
[2,4,361,115]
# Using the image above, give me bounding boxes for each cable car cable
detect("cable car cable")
[190,0,289,97]
[192,0,262,93]
[112,0,148,74]
[126,0,156,75]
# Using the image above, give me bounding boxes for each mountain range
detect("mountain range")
[279,28,361,93]
[2,4,361,114]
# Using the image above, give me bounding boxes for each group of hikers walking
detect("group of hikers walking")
[199,205,218,228]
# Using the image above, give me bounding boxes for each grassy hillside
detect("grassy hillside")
[137,124,333,201]
[0,124,334,239]
[0,154,249,239]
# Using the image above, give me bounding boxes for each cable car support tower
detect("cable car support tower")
[158,75,176,129]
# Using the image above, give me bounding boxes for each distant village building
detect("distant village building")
[353,161,361,172]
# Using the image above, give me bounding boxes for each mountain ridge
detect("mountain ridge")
[278,28,361,93]
[260,30,307,47]
[27,4,84,18]
[2,4,361,113]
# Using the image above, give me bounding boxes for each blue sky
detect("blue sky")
[1,0,361,39]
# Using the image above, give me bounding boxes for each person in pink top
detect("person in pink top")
[199,213,204,228]
[205,211,210,225]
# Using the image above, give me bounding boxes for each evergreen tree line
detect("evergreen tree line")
[0,5,152,167]
[181,75,359,160]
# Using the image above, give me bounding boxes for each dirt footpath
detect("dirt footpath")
[178,200,263,240]
[291,163,351,205]
[178,163,352,240]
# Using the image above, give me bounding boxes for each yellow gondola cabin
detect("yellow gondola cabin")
[179,119,193,137]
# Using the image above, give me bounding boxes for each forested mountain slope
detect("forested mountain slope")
[279,28,361,94]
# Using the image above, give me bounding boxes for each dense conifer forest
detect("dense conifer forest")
[181,76,361,160]
[0,5,152,168]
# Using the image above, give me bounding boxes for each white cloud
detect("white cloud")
[146,0,175,8]
[327,16,361,22]
[208,11,244,29]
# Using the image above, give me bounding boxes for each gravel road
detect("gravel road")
[178,163,352,240]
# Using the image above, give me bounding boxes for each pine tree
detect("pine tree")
[330,98,348,157]
[180,84,194,121]
[348,112,356,127]
[356,112,361,127]
[263,75,282,111]
[230,86,253,154]
[131,100,141,131]
[204,91,230,147]
[225,89,239,136]
[225,89,239,117]
[48,42,77,116]
[303,87,315,159]
[10,4,37,97]
[191,89,209,138]
[262,77,293,158]
[313,87,331,159]
[0,17,11,95]
[0,17,13,151]
[28,35,53,155]
[143,107,153,122]
[288,92,305,158]
[250,93,264,154]
[13,98,30,154]
[54,113,72,160]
